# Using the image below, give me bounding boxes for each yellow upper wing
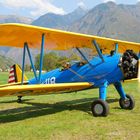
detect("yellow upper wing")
[0,82,92,97]
[0,23,140,53]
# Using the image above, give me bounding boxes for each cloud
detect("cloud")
[103,0,116,3]
[0,0,66,17]
[78,1,85,8]
[77,1,87,10]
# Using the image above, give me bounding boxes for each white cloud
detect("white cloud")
[77,1,87,10]
[78,1,85,8]
[103,0,116,3]
[0,0,66,17]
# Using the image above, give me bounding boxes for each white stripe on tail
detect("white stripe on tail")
[8,64,28,84]
[8,66,16,83]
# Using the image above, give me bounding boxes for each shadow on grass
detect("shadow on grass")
[0,99,34,104]
[0,98,118,123]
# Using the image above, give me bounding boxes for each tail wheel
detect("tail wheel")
[119,94,135,110]
[17,96,22,103]
[91,99,109,117]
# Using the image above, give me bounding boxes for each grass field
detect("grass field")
[0,72,140,140]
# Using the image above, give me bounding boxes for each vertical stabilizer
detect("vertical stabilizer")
[8,65,16,83]
[8,64,28,83]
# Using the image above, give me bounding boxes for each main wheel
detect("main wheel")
[119,94,135,110]
[91,99,109,117]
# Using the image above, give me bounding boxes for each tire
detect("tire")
[91,99,109,117]
[119,94,135,110]
[17,96,22,103]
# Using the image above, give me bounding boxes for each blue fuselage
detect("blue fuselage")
[29,54,124,88]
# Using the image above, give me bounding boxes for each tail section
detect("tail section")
[8,64,28,83]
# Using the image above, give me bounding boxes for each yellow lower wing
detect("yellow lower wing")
[0,82,92,97]
[124,78,139,82]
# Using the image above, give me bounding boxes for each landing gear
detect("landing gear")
[17,96,22,103]
[91,81,109,117]
[114,82,135,110]
[119,94,135,110]
[91,99,109,117]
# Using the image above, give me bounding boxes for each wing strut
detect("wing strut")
[76,47,92,66]
[21,43,38,84]
[25,43,38,80]
[21,43,26,85]
[39,34,45,83]
[21,34,45,84]
[115,43,118,54]
[92,40,104,62]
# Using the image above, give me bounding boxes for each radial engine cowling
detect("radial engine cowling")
[120,50,139,80]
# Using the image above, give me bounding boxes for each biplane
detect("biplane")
[0,23,139,117]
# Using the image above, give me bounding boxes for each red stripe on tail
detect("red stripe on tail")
[8,66,15,83]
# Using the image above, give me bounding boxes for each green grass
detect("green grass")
[0,72,34,84]
[0,72,9,84]
[0,72,140,140]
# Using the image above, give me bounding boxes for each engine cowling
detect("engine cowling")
[119,50,139,80]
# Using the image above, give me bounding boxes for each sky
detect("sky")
[0,0,139,19]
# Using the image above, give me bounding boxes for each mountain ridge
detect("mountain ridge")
[0,2,140,65]
[32,7,88,29]
[68,2,140,42]
[0,15,33,24]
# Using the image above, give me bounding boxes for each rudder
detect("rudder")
[8,64,28,83]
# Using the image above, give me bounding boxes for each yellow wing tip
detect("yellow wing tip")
[124,78,139,82]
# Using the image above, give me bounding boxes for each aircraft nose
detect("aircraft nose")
[119,50,139,80]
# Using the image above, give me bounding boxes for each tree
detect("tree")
[35,52,59,71]
[25,64,31,71]
[43,52,59,71]
[35,52,80,71]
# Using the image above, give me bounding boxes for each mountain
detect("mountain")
[32,7,88,29]
[1,2,140,65]
[0,47,10,56]
[68,2,140,42]
[0,7,87,65]
[6,48,39,65]
[0,15,33,24]
[0,55,15,70]
[0,15,34,63]
[0,15,33,55]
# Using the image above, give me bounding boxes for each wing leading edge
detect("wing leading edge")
[0,23,140,54]
[0,82,93,97]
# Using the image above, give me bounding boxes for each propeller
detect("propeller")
[121,50,139,81]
